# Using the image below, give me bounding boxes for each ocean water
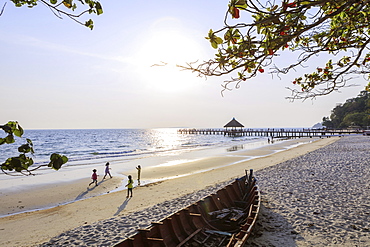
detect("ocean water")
[0,128,266,177]
[0,128,316,217]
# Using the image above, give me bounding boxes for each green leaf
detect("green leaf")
[5,135,15,144]
[18,144,32,153]
[48,153,68,170]
[235,0,246,5]
[26,139,35,154]
[26,138,33,145]
[2,122,13,134]
[13,124,23,137]
[62,0,73,8]
[211,41,218,49]
[51,158,63,170]
[85,19,94,30]
[2,121,23,137]
[49,153,58,162]
[215,37,223,44]
[61,155,68,163]
[95,2,103,15]
[4,157,21,171]
[19,154,33,169]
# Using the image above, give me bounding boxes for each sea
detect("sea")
[0,128,317,217]
[0,128,308,194]
[0,128,268,169]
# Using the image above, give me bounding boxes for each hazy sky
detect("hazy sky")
[0,1,367,129]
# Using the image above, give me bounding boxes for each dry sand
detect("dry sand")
[1,136,368,246]
[247,135,370,247]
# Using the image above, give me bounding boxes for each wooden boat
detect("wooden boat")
[114,169,260,247]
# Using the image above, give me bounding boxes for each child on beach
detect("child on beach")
[103,162,112,179]
[89,169,98,186]
[125,175,134,198]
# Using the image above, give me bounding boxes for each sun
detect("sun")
[132,18,207,93]
[140,30,199,64]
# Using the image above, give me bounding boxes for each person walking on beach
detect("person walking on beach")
[103,162,112,179]
[136,165,141,185]
[89,169,98,186]
[125,175,134,198]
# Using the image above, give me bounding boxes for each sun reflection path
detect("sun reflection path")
[149,128,185,151]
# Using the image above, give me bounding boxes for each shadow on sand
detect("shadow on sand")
[245,201,302,246]
[75,180,105,201]
[114,198,131,216]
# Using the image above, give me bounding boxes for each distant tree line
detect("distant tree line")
[322,91,370,129]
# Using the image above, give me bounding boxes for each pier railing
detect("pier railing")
[177,128,364,138]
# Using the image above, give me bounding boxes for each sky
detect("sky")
[0,0,368,129]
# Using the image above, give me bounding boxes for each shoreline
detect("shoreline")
[1,137,321,218]
[0,137,338,247]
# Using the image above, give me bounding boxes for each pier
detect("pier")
[177,128,364,139]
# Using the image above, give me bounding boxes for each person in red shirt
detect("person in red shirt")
[89,169,98,186]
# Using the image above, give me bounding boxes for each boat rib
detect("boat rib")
[114,169,260,247]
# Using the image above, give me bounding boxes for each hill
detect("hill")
[322,91,370,129]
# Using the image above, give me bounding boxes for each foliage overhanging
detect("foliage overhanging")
[0,121,68,175]
[180,0,370,100]
[3,0,103,29]
[1,1,100,175]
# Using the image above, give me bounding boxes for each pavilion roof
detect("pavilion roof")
[224,118,244,128]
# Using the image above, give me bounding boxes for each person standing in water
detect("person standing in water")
[89,169,98,186]
[103,162,112,179]
[136,165,141,185]
[126,175,134,198]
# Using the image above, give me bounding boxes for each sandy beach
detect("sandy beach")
[1,136,369,246]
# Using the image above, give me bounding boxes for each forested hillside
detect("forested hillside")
[322,91,370,129]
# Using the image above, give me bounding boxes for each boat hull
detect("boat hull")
[115,169,260,247]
